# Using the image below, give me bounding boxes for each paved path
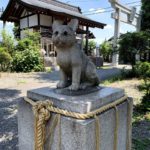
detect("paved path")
[0,65,131,150]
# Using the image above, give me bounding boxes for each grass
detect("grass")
[45,67,52,73]
[132,138,150,150]
[17,80,27,84]
[133,111,150,125]
[101,75,124,85]
[98,66,111,69]
[132,103,150,150]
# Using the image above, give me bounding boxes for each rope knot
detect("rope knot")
[33,100,53,121]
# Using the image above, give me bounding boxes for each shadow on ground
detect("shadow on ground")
[32,67,124,82]
[97,67,123,80]
[0,89,21,150]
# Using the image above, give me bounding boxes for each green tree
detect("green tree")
[118,31,150,66]
[88,40,96,55]
[0,47,12,71]
[100,41,112,62]
[141,0,150,31]
[1,30,14,55]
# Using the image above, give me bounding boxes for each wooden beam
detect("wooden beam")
[38,13,40,26]
[8,16,19,21]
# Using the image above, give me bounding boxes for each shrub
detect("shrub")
[12,48,43,72]
[15,38,33,51]
[134,62,150,78]
[134,61,150,111]
[12,30,43,72]
[134,62,150,94]
[0,47,12,71]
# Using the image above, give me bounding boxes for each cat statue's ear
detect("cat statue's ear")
[68,19,79,32]
[52,20,63,31]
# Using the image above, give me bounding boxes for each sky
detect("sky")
[0,0,141,44]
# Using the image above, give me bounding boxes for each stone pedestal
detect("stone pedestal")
[18,86,133,150]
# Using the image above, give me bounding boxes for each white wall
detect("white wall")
[40,14,52,26]
[20,17,28,29]
[29,15,38,27]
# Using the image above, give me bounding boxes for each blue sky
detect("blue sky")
[0,0,141,44]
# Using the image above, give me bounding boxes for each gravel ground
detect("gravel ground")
[0,73,57,150]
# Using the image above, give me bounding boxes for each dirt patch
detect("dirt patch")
[103,78,144,105]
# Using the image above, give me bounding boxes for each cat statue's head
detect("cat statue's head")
[52,19,78,48]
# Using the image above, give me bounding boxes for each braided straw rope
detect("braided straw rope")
[24,95,130,150]
[114,106,119,150]
[32,101,53,150]
[25,95,128,120]
[126,99,133,150]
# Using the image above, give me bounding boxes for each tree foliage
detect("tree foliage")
[134,61,150,111]
[0,47,12,71]
[12,48,43,72]
[100,41,112,62]
[0,29,43,72]
[118,31,150,65]
[141,0,150,31]
[84,40,96,55]
[12,30,43,72]
[0,30,14,55]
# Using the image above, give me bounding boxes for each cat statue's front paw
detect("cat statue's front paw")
[57,81,68,89]
[68,83,79,91]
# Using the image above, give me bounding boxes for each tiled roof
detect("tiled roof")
[38,0,81,13]
[1,0,106,28]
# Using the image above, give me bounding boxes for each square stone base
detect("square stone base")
[18,86,133,150]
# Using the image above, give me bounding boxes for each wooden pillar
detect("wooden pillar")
[38,14,40,26]
[3,21,6,29]
[46,43,49,57]
[27,11,29,28]
[85,26,89,55]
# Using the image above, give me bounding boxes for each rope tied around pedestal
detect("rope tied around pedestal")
[32,100,53,150]
[24,95,131,150]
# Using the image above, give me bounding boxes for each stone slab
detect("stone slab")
[27,86,124,113]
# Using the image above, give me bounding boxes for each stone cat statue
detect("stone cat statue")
[52,19,100,91]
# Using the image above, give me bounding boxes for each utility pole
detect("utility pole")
[109,0,141,66]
